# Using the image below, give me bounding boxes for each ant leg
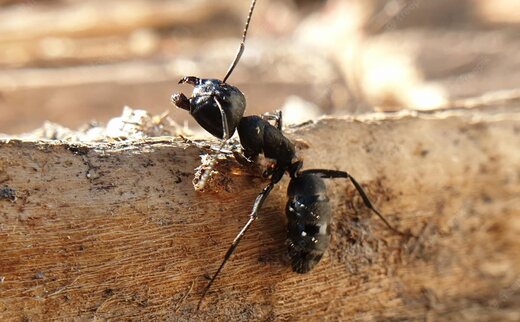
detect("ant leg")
[193,96,230,191]
[261,110,283,130]
[276,110,282,130]
[300,169,407,236]
[233,150,256,167]
[197,180,275,310]
[216,97,230,141]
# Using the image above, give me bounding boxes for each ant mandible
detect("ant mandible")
[170,0,410,310]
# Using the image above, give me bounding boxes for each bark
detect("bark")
[0,109,519,321]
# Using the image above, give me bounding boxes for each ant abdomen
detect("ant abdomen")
[286,173,332,273]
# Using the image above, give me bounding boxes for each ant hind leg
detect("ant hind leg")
[300,169,410,236]
[197,179,276,310]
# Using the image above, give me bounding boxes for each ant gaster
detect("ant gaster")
[169,0,409,310]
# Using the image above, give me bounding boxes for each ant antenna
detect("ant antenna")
[222,0,257,83]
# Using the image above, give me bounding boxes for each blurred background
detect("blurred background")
[0,0,519,135]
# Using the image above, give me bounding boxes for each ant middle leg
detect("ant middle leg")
[196,166,286,309]
[197,177,281,309]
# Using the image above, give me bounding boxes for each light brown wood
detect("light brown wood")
[0,109,519,321]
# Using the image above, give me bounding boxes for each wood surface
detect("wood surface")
[0,109,519,321]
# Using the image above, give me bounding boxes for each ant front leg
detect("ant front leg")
[193,96,231,191]
[233,150,257,168]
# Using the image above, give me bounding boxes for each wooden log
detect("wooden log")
[0,109,519,321]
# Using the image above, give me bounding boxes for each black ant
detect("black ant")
[170,0,409,310]
[197,112,408,309]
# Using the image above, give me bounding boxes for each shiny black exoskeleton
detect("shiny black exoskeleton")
[284,168,401,274]
[172,77,246,139]
[286,171,331,273]
[236,116,403,273]
[238,115,301,180]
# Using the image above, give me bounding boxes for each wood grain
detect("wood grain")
[0,109,519,321]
